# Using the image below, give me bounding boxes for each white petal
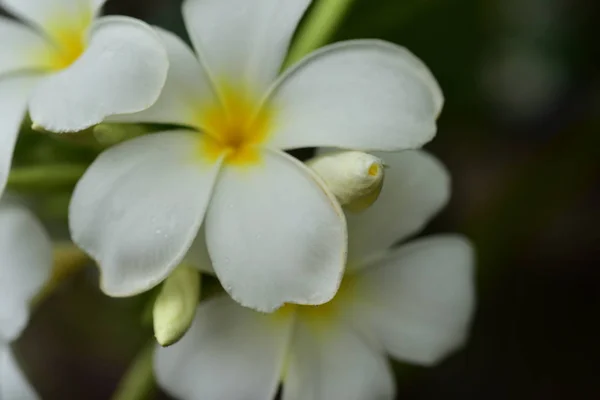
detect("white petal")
[205,150,346,312]
[69,131,221,297]
[0,75,41,196]
[0,0,105,34]
[0,202,52,342]
[283,320,395,400]
[110,27,219,127]
[343,150,450,264]
[183,227,214,275]
[183,0,310,94]
[346,235,475,366]
[0,345,39,400]
[155,295,292,400]
[91,0,106,11]
[0,17,56,75]
[29,16,169,133]
[266,40,443,151]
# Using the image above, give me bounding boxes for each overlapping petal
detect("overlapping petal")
[0,345,38,400]
[155,296,292,400]
[91,0,106,11]
[283,320,395,400]
[0,202,52,342]
[0,75,41,196]
[0,0,106,34]
[343,150,450,265]
[183,0,311,95]
[69,131,222,297]
[0,17,56,75]
[184,228,214,275]
[266,40,443,151]
[345,235,475,366]
[29,16,169,133]
[205,150,346,312]
[110,27,219,128]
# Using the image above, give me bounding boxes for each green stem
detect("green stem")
[284,0,357,67]
[7,164,87,191]
[111,341,156,400]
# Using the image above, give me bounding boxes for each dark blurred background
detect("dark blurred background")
[13,0,600,398]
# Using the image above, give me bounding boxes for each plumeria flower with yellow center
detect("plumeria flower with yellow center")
[0,199,52,399]
[154,150,475,400]
[0,0,169,193]
[69,0,443,312]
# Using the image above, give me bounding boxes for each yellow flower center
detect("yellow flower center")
[42,11,93,71]
[272,274,364,380]
[48,27,88,70]
[196,85,273,166]
[272,274,362,332]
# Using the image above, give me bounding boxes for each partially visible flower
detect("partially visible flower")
[0,0,168,193]
[69,0,443,312]
[0,199,52,399]
[154,151,475,400]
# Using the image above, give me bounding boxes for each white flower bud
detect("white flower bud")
[307,151,385,212]
[153,265,200,347]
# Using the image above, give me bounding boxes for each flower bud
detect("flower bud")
[307,151,385,212]
[153,265,200,347]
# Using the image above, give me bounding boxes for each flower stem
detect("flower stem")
[284,0,357,67]
[7,164,87,191]
[111,341,156,400]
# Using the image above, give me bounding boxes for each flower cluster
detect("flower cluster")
[0,0,475,399]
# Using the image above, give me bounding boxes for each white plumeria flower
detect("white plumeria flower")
[0,199,52,400]
[155,150,475,400]
[0,0,169,193]
[69,0,443,312]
